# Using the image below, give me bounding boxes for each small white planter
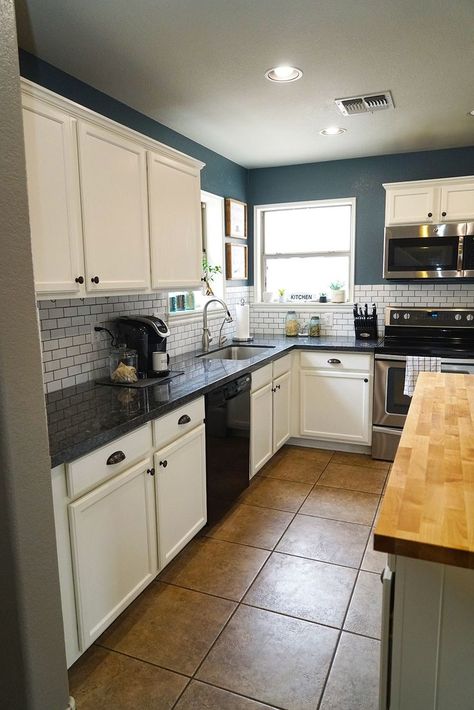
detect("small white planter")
[263,291,273,303]
[330,288,345,303]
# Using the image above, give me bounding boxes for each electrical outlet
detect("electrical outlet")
[90,316,100,344]
[320,312,334,327]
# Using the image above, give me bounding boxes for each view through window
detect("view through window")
[257,199,355,303]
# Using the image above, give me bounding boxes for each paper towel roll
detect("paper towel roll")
[235,304,250,340]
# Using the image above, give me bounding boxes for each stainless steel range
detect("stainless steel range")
[372,306,474,461]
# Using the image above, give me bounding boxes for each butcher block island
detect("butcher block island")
[375,371,474,568]
[374,372,474,710]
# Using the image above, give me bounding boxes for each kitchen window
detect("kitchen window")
[254,198,355,304]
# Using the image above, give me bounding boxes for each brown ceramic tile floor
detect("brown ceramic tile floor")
[69,446,387,709]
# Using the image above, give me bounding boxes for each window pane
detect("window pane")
[265,256,349,299]
[264,205,351,254]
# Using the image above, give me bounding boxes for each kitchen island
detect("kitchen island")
[374,372,474,710]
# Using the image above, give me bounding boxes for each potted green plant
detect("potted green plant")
[201,256,222,296]
[277,287,286,303]
[329,281,345,303]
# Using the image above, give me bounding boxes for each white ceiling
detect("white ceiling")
[15,0,474,168]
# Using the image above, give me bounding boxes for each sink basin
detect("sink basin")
[198,345,275,360]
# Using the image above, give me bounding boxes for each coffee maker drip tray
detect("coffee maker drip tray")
[96,370,184,389]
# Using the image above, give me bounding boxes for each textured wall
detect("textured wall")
[0,2,69,708]
[248,147,474,285]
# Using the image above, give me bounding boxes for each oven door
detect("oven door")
[384,223,464,279]
[374,355,411,428]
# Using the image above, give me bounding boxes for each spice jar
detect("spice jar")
[285,310,300,337]
[309,315,321,337]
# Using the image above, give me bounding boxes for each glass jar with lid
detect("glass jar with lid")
[285,310,300,337]
[309,315,321,337]
[109,344,138,383]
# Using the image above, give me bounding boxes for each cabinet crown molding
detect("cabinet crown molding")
[20,78,205,172]
[383,175,474,190]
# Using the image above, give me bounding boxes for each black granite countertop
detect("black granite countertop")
[47,334,380,468]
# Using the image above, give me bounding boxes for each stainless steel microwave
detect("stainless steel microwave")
[383,222,474,279]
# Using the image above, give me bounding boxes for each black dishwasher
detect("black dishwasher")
[205,374,251,524]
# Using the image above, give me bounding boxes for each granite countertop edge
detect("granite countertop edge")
[48,335,379,468]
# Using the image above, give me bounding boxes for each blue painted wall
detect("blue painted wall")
[19,50,248,203]
[248,147,474,284]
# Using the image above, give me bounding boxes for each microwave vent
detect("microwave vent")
[335,91,394,116]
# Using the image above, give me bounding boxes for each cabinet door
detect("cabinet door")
[440,183,474,221]
[68,459,157,651]
[148,151,202,289]
[22,96,84,294]
[300,370,371,444]
[154,424,206,569]
[273,371,291,452]
[386,187,438,225]
[77,121,150,291]
[250,383,273,478]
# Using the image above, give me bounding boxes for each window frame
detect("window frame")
[254,197,356,307]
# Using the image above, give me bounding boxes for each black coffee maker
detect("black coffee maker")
[116,315,170,378]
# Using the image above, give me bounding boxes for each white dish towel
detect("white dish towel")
[403,356,441,397]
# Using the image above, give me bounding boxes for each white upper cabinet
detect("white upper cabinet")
[77,121,150,292]
[439,183,474,221]
[385,186,438,225]
[384,177,474,226]
[148,151,203,289]
[22,96,84,294]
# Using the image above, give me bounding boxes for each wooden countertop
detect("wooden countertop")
[374,372,474,569]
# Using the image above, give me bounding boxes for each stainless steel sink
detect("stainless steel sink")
[198,345,274,360]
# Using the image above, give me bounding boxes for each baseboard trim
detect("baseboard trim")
[287,437,371,455]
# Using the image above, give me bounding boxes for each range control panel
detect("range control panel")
[386,307,474,327]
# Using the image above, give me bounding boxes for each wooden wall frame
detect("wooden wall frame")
[225,243,248,280]
[225,198,247,239]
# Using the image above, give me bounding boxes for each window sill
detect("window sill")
[252,302,354,312]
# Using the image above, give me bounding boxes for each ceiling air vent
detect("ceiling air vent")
[335,91,394,116]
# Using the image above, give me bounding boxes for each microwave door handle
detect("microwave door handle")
[458,235,464,273]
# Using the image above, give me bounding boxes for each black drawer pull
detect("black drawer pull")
[178,414,191,425]
[327,358,341,364]
[159,460,168,468]
[106,450,126,465]
[147,468,155,476]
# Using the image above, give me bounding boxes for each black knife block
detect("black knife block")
[354,314,378,340]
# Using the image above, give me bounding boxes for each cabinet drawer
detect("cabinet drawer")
[300,351,372,372]
[251,364,273,392]
[153,397,204,450]
[273,354,291,378]
[66,423,152,499]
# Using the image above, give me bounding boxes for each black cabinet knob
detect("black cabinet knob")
[159,460,168,468]
[442,211,447,217]
[147,468,155,476]
[428,212,433,218]
[364,378,369,383]
[91,276,100,284]
[75,276,84,284]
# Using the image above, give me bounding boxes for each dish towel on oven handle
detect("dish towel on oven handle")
[403,356,441,397]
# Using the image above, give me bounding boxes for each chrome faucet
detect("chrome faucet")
[202,298,233,352]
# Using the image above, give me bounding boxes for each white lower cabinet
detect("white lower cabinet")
[300,369,371,444]
[68,458,158,651]
[250,357,292,478]
[250,383,273,477]
[154,423,207,569]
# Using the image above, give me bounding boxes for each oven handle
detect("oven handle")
[375,354,407,362]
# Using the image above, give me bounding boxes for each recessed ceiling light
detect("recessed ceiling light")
[468,109,474,116]
[265,65,303,83]
[320,126,347,136]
